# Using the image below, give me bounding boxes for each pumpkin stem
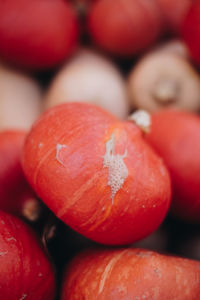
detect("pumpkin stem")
[129,110,151,133]
[22,198,42,222]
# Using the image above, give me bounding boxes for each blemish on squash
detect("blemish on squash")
[136,250,152,258]
[103,134,128,203]
[154,268,162,278]
[6,237,16,242]
[98,250,128,294]
[56,144,67,165]
[0,251,8,256]
[38,142,44,148]
[19,294,27,300]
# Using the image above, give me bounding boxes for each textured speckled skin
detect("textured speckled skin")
[0,211,55,299]
[61,248,200,300]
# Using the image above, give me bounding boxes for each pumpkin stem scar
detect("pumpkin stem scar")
[103,134,128,204]
[56,144,67,165]
[153,78,179,104]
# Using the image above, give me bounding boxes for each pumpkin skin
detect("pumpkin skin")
[156,0,193,33]
[61,247,200,300]
[181,0,200,67]
[0,0,79,70]
[22,103,171,245]
[0,130,41,221]
[0,211,55,300]
[88,0,163,56]
[146,110,200,222]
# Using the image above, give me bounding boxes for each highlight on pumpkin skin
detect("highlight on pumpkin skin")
[22,102,171,246]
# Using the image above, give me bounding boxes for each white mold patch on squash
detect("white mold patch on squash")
[103,134,128,203]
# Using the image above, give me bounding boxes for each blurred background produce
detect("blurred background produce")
[44,48,130,119]
[147,110,200,223]
[0,64,42,130]
[156,0,193,34]
[0,0,79,70]
[88,0,163,56]
[0,130,43,222]
[181,0,200,66]
[128,46,200,113]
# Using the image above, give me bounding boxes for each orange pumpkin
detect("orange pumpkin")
[22,103,171,245]
[147,110,200,222]
[0,130,41,221]
[61,247,200,300]
[88,0,163,56]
